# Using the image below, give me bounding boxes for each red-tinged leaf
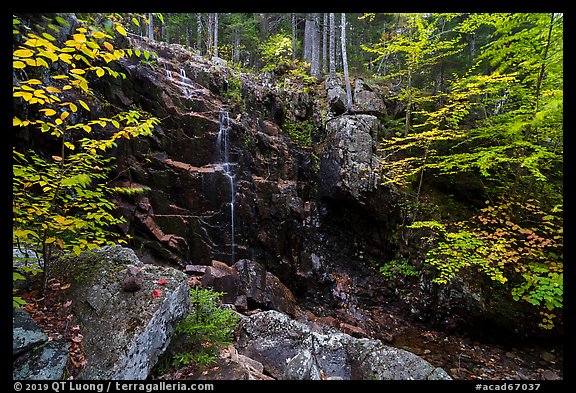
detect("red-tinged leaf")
[151,289,162,298]
[63,300,72,308]
[156,278,167,285]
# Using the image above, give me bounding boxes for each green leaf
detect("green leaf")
[61,174,91,187]
[13,296,27,308]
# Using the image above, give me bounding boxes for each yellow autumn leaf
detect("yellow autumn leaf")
[13,61,26,68]
[73,33,87,43]
[79,99,90,111]
[37,57,49,67]
[103,41,114,51]
[25,79,42,85]
[40,108,57,116]
[82,125,91,132]
[13,91,33,101]
[23,38,42,47]
[70,68,85,74]
[59,53,73,63]
[92,31,106,39]
[46,86,61,93]
[13,48,34,57]
[69,103,78,112]
[33,89,47,98]
[79,79,88,92]
[13,117,22,126]
[96,67,105,77]
[60,111,70,120]
[115,24,127,36]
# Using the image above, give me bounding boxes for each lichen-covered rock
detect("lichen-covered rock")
[319,114,381,202]
[13,339,70,380]
[283,350,322,380]
[236,310,451,380]
[57,245,190,380]
[326,76,348,115]
[13,307,47,357]
[347,339,451,380]
[353,78,386,114]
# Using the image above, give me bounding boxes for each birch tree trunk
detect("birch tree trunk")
[292,13,297,60]
[329,13,336,78]
[341,13,352,110]
[148,13,154,41]
[322,13,327,74]
[233,31,240,64]
[303,13,313,62]
[311,13,321,77]
[213,13,219,59]
[206,13,214,56]
[196,13,202,53]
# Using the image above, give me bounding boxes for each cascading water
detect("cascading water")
[216,110,235,263]
[163,63,172,80]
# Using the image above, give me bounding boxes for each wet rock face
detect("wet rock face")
[93,37,400,337]
[236,310,452,380]
[55,245,190,380]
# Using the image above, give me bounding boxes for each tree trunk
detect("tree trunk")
[341,13,352,110]
[303,13,313,62]
[233,31,240,63]
[213,13,219,59]
[148,13,154,41]
[322,13,328,74]
[311,13,321,77]
[292,13,297,60]
[336,16,341,71]
[206,13,214,55]
[197,13,202,53]
[329,13,336,78]
[405,69,412,136]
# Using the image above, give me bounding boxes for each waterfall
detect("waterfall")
[216,110,235,263]
[179,68,187,80]
[163,63,172,79]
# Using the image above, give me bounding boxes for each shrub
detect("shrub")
[173,287,239,368]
